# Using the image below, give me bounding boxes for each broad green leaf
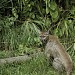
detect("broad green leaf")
[62,27,65,35]
[12,8,18,18]
[52,16,59,22]
[64,20,68,36]
[70,6,75,15]
[54,28,58,35]
[50,1,57,10]
[50,10,58,19]
[46,7,49,14]
[73,43,75,50]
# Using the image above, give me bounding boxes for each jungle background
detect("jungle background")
[0,0,75,75]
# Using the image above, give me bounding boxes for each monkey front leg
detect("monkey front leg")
[53,58,64,72]
[45,52,53,66]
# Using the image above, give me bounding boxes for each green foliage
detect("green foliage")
[0,7,18,50]
[0,0,75,57]
[0,53,75,75]
[20,20,41,46]
[0,1,75,75]
[33,17,51,30]
[45,0,59,22]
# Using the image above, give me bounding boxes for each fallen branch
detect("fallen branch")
[0,55,31,65]
[0,52,44,65]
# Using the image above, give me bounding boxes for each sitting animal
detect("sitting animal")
[39,31,73,75]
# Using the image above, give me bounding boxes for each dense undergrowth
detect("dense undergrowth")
[0,0,75,75]
[0,48,75,75]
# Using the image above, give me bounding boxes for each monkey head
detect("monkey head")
[39,31,49,45]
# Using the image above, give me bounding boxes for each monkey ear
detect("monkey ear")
[46,30,49,34]
[47,29,53,35]
[44,30,49,35]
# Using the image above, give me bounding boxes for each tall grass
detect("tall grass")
[0,52,75,75]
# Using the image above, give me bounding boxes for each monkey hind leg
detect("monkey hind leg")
[66,69,72,75]
[66,64,72,75]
